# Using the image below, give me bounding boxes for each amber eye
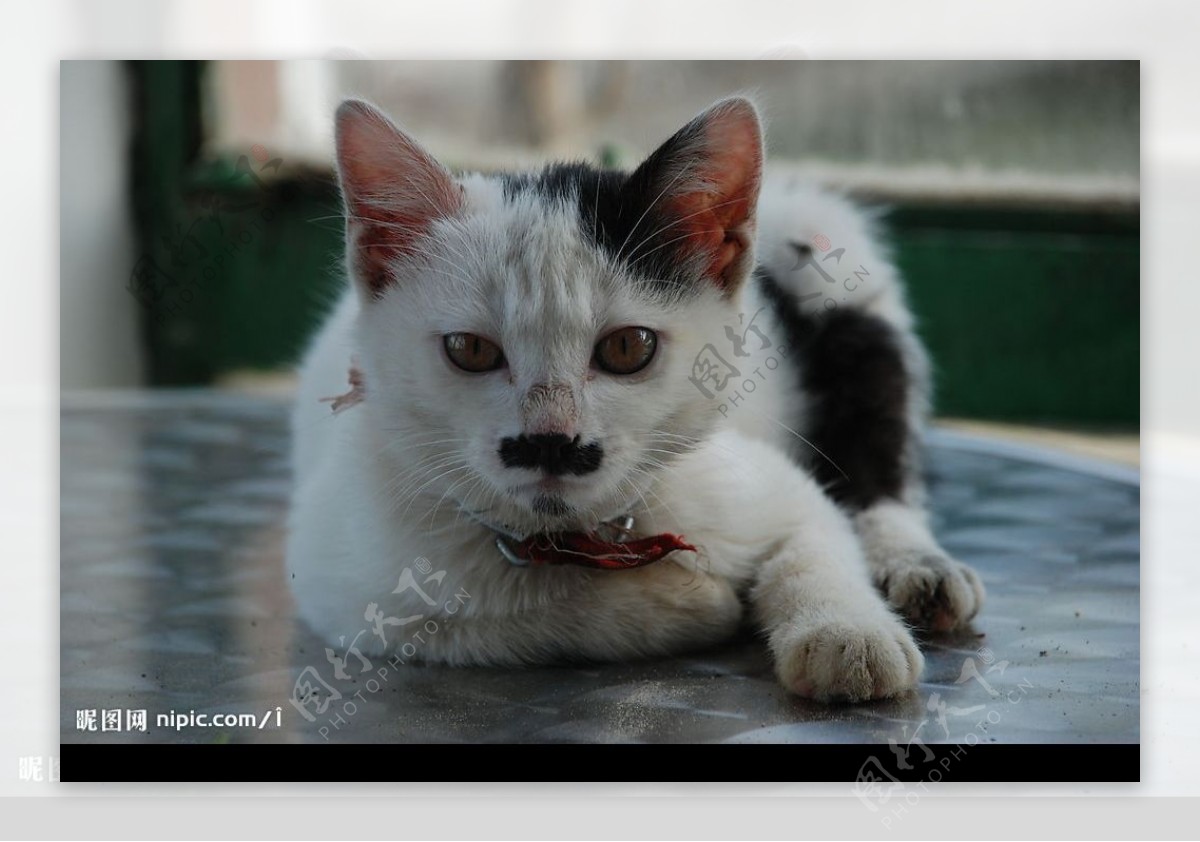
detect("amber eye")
[444,333,505,373]
[594,326,658,375]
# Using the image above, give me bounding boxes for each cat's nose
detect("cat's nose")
[520,383,579,436]
[498,433,603,476]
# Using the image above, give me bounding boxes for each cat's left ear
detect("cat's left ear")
[334,99,464,298]
[625,97,763,295]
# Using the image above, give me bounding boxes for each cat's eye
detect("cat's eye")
[594,326,658,375]
[444,333,505,373]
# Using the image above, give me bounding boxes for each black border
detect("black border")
[60,743,1139,783]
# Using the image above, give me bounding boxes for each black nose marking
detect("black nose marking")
[498,433,604,476]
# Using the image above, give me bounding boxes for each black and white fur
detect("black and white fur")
[288,97,983,701]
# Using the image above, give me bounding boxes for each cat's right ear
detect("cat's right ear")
[334,99,463,297]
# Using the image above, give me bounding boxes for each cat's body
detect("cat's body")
[288,98,983,701]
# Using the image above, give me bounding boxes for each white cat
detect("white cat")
[287,97,984,702]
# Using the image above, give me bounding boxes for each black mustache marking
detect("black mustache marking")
[498,433,604,476]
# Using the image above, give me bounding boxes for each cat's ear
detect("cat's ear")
[625,97,763,294]
[335,99,463,297]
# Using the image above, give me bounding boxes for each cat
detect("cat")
[287,96,984,702]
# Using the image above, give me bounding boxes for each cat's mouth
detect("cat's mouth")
[501,478,590,525]
[457,504,575,542]
[460,467,649,538]
[460,492,622,541]
[507,476,571,496]
[530,492,573,518]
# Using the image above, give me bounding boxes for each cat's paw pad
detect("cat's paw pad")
[775,617,924,702]
[875,553,984,633]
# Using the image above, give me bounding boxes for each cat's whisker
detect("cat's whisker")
[378,447,469,499]
[384,453,470,507]
[646,431,746,464]
[424,469,484,528]
[621,467,676,526]
[641,435,762,483]
[614,470,689,554]
[379,434,471,452]
[443,477,489,532]
[628,227,729,271]
[395,463,474,521]
[353,230,477,288]
[425,230,480,282]
[622,197,747,268]
[729,403,851,483]
[591,168,602,243]
[612,166,692,266]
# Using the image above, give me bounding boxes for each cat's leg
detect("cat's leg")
[753,183,984,631]
[417,561,743,666]
[646,430,924,701]
[793,306,985,632]
[853,500,985,633]
[750,487,925,701]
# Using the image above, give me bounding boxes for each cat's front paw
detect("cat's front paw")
[774,615,924,702]
[874,553,985,633]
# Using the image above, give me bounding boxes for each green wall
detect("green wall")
[892,205,1138,424]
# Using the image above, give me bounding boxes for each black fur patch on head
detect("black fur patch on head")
[500,163,615,207]
[499,158,706,299]
[758,269,911,510]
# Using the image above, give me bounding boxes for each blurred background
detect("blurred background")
[60,60,1139,455]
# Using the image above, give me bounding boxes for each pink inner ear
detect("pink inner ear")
[663,101,763,289]
[665,189,755,288]
[335,100,463,296]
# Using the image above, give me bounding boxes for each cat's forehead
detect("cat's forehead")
[436,171,633,325]
[403,164,703,343]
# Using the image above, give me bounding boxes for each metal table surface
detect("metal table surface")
[60,393,1140,746]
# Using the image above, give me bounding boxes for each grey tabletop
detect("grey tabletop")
[61,393,1139,746]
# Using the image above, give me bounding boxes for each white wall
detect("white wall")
[60,60,144,388]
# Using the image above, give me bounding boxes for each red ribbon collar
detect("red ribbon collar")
[497,530,696,570]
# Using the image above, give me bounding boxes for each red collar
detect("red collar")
[495,530,696,570]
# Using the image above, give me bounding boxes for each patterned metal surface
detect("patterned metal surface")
[61,393,1139,745]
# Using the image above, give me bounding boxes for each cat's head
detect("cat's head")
[335,97,763,537]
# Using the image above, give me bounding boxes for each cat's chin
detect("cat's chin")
[455,505,600,542]
[454,483,641,541]
[530,492,573,519]
[499,497,606,537]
